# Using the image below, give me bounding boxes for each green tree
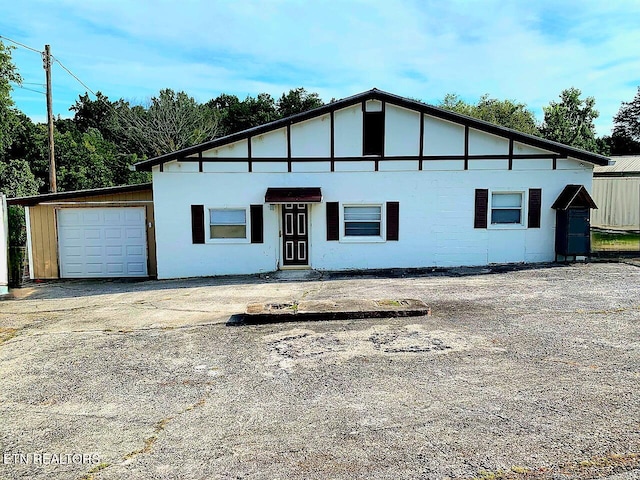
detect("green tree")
[277,88,323,118]
[541,87,604,154]
[0,159,43,245]
[610,87,640,154]
[439,93,540,135]
[208,92,278,135]
[0,41,21,154]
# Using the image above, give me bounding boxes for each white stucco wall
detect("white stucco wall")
[152,163,591,279]
[149,101,595,279]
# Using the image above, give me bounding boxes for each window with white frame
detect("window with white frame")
[209,208,246,239]
[491,192,523,225]
[344,205,382,236]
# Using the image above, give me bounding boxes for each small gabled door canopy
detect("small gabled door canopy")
[551,184,598,210]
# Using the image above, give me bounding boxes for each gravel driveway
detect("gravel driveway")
[0,262,639,479]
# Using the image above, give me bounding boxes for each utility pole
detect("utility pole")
[43,44,56,193]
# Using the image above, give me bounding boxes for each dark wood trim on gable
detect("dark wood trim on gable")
[330,110,335,172]
[134,88,610,171]
[248,136,252,172]
[381,100,386,158]
[159,162,164,172]
[508,139,514,170]
[464,126,469,170]
[286,124,292,172]
[198,151,203,173]
[553,156,557,170]
[419,113,424,171]
[174,153,566,170]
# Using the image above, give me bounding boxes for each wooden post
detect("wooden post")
[43,45,56,193]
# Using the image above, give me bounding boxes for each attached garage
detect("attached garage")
[8,183,156,280]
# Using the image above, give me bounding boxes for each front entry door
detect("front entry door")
[282,204,309,266]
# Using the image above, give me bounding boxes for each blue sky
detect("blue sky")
[2,0,639,136]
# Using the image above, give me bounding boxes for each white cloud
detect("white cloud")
[3,0,640,136]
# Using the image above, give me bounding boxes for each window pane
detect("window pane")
[345,222,381,236]
[210,209,245,225]
[210,225,246,238]
[344,206,381,221]
[492,193,522,208]
[491,209,521,224]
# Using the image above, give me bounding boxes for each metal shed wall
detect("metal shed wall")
[27,189,156,279]
[591,176,640,230]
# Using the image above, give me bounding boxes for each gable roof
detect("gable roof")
[133,88,610,171]
[7,182,152,206]
[551,184,598,210]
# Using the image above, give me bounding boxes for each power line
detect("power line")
[0,35,41,54]
[12,84,46,95]
[52,56,99,97]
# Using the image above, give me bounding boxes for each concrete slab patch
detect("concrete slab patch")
[238,298,430,325]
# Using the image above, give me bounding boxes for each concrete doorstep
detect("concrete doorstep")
[228,299,431,325]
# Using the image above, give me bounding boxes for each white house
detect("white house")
[132,88,607,279]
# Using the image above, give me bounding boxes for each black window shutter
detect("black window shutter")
[250,204,264,243]
[191,205,205,244]
[528,188,542,228]
[474,189,488,229]
[386,202,399,241]
[326,202,339,241]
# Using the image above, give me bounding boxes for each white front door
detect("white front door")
[57,207,148,278]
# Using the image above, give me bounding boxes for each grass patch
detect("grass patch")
[0,327,18,345]
[377,299,402,307]
[592,230,640,252]
[79,462,110,480]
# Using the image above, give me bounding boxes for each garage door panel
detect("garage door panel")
[61,245,83,256]
[125,209,144,222]
[104,228,122,239]
[104,211,122,224]
[106,263,124,274]
[57,208,148,278]
[85,246,102,257]
[127,263,145,275]
[126,245,144,256]
[106,245,123,257]
[82,212,102,224]
[87,263,105,274]
[84,229,102,240]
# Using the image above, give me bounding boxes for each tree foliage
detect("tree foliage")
[610,87,640,154]
[541,87,605,154]
[208,92,278,135]
[439,94,540,135]
[277,88,323,118]
[0,41,22,155]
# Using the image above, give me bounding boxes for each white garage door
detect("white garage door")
[57,207,148,278]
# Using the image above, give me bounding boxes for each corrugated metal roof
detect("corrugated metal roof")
[594,155,640,174]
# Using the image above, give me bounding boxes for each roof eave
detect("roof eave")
[7,182,153,206]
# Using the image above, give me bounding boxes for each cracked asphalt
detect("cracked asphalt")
[0,262,639,479]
